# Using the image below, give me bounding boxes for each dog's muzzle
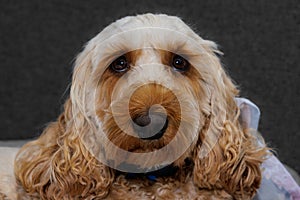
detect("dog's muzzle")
[132,111,168,140]
[127,83,178,141]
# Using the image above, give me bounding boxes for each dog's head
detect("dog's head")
[15,14,267,199]
[73,13,235,170]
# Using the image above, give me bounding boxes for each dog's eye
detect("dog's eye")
[110,56,129,72]
[172,55,189,71]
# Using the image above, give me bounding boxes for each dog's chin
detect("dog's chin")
[128,140,169,153]
[108,130,176,153]
[112,149,193,175]
[114,144,195,174]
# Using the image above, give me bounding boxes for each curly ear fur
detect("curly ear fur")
[192,43,267,199]
[14,99,114,199]
[14,45,114,199]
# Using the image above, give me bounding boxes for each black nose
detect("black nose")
[133,113,168,140]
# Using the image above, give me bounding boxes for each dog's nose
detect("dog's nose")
[133,113,168,140]
[134,114,151,127]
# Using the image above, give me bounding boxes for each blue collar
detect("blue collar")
[119,164,179,181]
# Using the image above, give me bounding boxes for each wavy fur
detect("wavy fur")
[10,14,267,199]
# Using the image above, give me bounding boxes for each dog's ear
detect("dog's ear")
[15,48,113,199]
[192,42,267,199]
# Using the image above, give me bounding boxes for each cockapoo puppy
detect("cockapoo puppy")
[0,14,267,199]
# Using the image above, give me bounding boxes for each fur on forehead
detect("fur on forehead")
[76,13,221,74]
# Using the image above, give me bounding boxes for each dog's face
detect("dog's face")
[96,49,203,170]
[98,49,196,150]
[71,14,236,172]
[15,14,266,199]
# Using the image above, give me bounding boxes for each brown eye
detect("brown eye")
[110,56,129,72]
[172,55,189,71]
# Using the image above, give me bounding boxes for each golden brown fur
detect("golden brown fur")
[14,101,114,199]
[10,14,268,199]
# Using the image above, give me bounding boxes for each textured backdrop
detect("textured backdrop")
[0,0,299,173]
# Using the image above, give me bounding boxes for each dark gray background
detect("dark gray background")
[0,0,299,173]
